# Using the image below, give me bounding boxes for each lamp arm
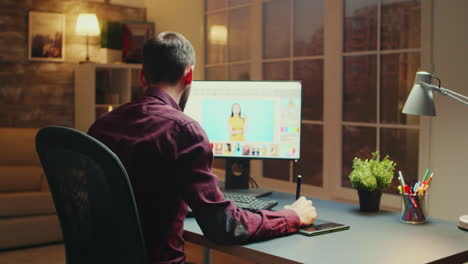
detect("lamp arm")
[441,88,468,100]
[444,92,468,105]
[420,82,468,106]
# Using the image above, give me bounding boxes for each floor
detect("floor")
[0,242,254,264]
[0,244,65,264]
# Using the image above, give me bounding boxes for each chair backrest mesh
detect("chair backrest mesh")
[36,126,149,264]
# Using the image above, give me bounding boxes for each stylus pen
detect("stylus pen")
[296,175,302,200]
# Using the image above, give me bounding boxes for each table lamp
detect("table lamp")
[402,71,468,116]
[402,71,468,231]
[75,14,101,63]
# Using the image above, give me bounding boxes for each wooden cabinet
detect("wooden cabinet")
[74,63,142,132]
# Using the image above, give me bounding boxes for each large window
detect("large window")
[205,0,252,81]
[204,0,427,206]
[341,0,421,194]
[262,0,324,187]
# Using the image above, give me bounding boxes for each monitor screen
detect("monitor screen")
[184,81,302,160]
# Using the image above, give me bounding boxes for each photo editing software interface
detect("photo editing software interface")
[185,81,302,160]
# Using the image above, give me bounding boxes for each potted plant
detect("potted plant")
[349,151,396,212]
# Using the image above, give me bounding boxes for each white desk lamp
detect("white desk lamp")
[402,71,468,116]
[402,71,468,231]
[75,14,101,63]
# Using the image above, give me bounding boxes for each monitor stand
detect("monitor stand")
[221,158,272,198]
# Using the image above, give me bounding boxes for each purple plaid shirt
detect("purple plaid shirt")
[88,88,300,264]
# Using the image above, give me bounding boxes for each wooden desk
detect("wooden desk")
[184,191,468,264]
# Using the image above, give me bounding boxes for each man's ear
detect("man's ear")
[183,67,193,86]
[140,69,148,88]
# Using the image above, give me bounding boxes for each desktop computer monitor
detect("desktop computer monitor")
[184,81,302,193]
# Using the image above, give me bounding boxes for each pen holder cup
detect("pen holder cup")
[400,193,428,224]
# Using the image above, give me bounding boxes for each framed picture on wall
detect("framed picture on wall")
[122,23,154,63]
[28,11,65,62]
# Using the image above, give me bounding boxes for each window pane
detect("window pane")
[380,128,419,194]
[229,7,251,62]
[263,0,291,59]
[206,66,227,80]
[342,126,377,188]
[293,59,323,121]
[228,0,251,6]
[229,64,250,80]
[206,13,228,64]
[297,124,323,186]
[344,0,378,52]
[294,0,324,56]
[263,61,290,80]
[343,55,377,122]
[262,60,290,182]
[381,0,421,50]
[381,53,420,125]
[206,0,226,11]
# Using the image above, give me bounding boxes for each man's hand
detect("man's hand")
[284,196,317,226]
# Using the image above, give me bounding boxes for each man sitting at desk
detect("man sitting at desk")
[88,32,317,264]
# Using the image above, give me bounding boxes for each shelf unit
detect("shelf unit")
[74,63,143,132]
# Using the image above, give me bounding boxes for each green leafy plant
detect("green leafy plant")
[349,151,396,192]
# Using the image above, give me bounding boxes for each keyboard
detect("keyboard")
[186,193,278,217]
[224,193,278,212]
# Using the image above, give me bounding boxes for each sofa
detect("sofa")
[0,128,62,249]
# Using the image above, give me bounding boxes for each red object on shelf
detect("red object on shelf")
[122,23,154,63]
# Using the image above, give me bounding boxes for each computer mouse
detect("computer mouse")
[458,215,468,231]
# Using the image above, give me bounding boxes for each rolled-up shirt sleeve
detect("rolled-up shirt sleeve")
[174,121,301,245]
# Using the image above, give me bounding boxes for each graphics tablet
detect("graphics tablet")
[298,219,349,236]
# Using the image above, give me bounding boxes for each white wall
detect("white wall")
[428,0,468,222]
[145,0,205,80]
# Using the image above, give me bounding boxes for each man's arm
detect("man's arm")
[174,122,315,244]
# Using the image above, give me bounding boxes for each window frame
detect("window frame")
[327,0,432,209]
[204,1,254,80]
[205,0,433,210]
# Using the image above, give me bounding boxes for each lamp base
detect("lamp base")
[79,57,92,64]
[80,36,92,64]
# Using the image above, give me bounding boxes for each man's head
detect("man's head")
[142,32,195,87]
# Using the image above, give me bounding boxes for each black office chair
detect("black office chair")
[36,126,149,264]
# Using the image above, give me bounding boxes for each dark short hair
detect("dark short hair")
[143,32,195,85]
[231,103,241,117]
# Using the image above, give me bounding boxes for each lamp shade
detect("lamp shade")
[75,14,100,36]
[402,71,436,116]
